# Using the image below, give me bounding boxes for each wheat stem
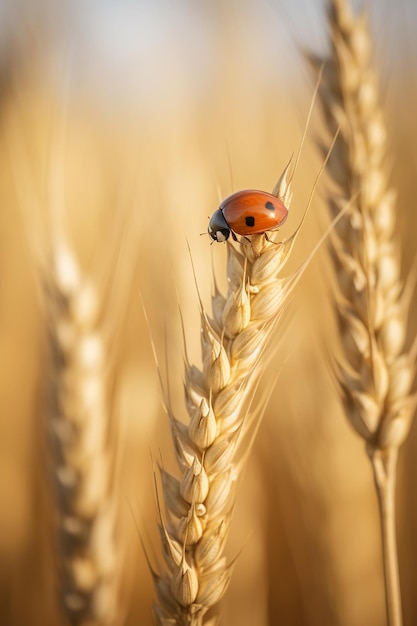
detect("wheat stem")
[369,446,402,626]
[311,0,416,623]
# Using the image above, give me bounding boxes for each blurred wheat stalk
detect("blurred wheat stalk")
[312,0,416,624]
[3,88,125,622]
[42,226,120,626]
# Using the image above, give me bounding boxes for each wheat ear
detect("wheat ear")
[43,229,119,626]
[313,1,416,624]
[151,155,317,625]
[151,87,354,624]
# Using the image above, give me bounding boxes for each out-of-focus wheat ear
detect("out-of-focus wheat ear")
[39,223,122,626]
[4,72,134,625]
[312,1,416,624]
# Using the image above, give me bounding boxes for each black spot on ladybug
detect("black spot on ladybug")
[265,201,275,211]
[245,216,255,227]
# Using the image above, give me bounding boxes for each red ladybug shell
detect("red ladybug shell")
[220,190,288,236]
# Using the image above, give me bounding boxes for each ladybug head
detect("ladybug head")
[208,209,231,242]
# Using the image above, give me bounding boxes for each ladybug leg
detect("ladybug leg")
[231,231,238,242]
[264,233,279,245]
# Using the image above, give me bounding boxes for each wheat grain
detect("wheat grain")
[312,1,416,624]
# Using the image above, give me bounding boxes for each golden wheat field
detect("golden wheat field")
[1,1,417,625]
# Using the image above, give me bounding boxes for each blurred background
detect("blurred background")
[0,0,417,625]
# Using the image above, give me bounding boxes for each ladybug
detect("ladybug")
[208,190,288,242]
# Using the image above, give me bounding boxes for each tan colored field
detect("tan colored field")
[1,1,417,625]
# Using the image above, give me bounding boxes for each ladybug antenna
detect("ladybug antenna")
[200,231,215,245]
[288,63,325,187]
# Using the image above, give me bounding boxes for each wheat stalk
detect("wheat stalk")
[312,1,417,624]
[151,158,313,625]
[43,230,119,626]
[4,88,130,625]
[151,117,352,623]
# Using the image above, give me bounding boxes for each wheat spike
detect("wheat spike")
[312,1,416,624]
[152,157,310,625]
[43,231,119,626]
